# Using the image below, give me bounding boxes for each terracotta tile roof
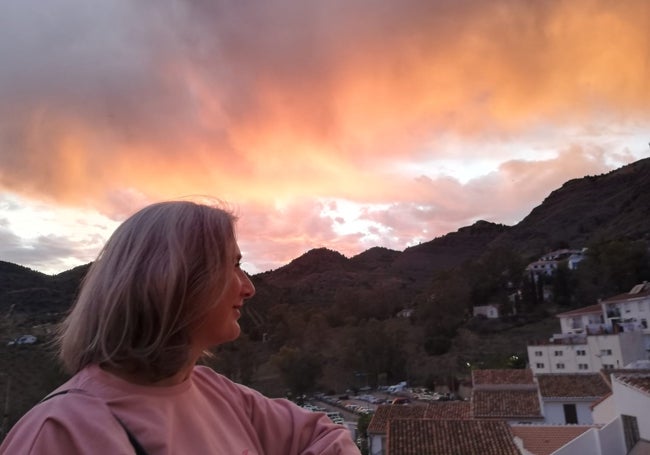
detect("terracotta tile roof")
[615,373,650,396]
[536,374,611,399]
[471,389,543,419]
[368,402,472,434]
[600,282,650,303]
[388,419,520,455]
[555,304,602,317]
[368,405,427,434]
[423,401,472,420]
[510,425,593,455]
[600,368,650,387]
[472,369,534,387]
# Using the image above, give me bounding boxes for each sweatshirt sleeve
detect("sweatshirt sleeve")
[233,384,361,455]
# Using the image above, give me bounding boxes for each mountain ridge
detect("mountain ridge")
[3,157,650,321]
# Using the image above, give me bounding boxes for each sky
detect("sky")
[1,0,649,275]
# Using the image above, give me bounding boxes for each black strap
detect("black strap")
[113,416,149,455]
[40,389,149,455]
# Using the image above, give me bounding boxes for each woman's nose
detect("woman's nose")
[241,272,256,299]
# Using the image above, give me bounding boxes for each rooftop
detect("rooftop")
[536,373,611,399]
[510,424,594,455]
[472,368,534,387]
[471,389,543,419]
[368,402,471,434]
[601,282,650,304]
[555,304,602,318]
[368,405,427,434]
[388,419,520,455]
[615,373,650,396]
[600,368,650,387]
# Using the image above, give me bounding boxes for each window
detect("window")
[578,364,589,370]
[576,350,586,356]
[603,364,614,369]
[642,319,648,329]
[556,363,565,369]
[534,351,543,357]
[535,363,544,369]
[554,351,563,356]
[622,415,640,451]
[600,349,612,356]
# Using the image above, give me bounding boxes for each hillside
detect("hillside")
[488,157,650,258]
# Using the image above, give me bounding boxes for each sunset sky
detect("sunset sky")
[1,0,649,275]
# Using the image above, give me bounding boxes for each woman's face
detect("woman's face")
[192,243,256,351]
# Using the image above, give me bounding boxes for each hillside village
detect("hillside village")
[329,272,650,454]
[357,249,650,454]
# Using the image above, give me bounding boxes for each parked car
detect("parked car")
[7,335,37,346]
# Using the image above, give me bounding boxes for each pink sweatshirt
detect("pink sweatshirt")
[0,365,360,454]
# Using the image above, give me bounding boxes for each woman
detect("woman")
[1,201,360,454]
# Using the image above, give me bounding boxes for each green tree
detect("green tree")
[206,334,258,385]
[342,319,407,385]
[576,239,650,303]
[520,272,540,310]
[356,412,372,454]
[271,346,322,398]
[551,262,574,306]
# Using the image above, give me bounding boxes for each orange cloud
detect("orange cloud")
[1,0,649,273]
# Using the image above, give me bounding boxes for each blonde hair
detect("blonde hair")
[57,201,237,381]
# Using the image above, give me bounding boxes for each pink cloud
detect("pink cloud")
[0,0,648,273]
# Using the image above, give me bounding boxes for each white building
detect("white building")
[601,281,650,351]
[525,248,586,277]
[473,304,500,319]
[535,373,610,425]
[555,370,650,455]
[527,283,650,375]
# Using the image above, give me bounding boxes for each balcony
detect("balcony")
[528,334,588,346]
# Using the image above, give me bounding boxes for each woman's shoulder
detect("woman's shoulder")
[191,365,264,404]
[0,390,128,454]
[18,389,117,431]
[192,365,238,390]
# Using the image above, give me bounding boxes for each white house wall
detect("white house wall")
[619,332,647,366]
[529,332,647,374]
[368,434,383,455]
[603,297,650,335]
[597,416,626,455]
[592,394,615,425]
[613,378,650,441]
[552,428,602,455]
[587,333,644,370]
[528,345,552,374]
[543,401,594,425]
[559,314,602,335]
[528,343,592,374]
[552,417,627,455]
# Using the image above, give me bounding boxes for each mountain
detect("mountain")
[487,158,650,257]
[246,158,650,314]
[0,262,89,324]
[3,157,650,328]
